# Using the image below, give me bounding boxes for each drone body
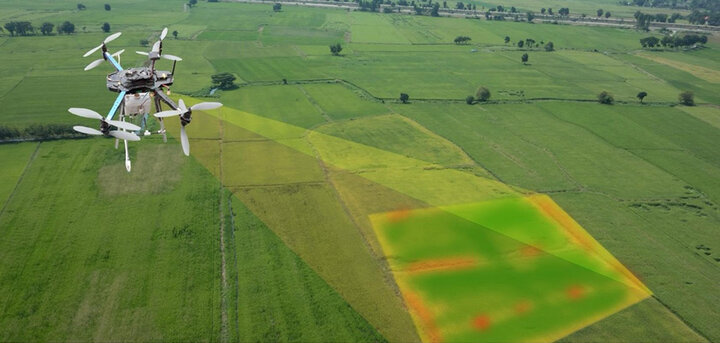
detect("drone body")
[69,28,222,172]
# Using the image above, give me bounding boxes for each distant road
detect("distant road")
[225,0,720,33]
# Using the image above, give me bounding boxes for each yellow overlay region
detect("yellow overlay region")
[169,99,652,342]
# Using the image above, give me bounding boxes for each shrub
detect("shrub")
[679,91,694,106]
[476,87,491,101]
[598,91,614,104]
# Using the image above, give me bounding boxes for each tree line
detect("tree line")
[0,124,85,141]
[640,33,707,48]
[3,21,79,36]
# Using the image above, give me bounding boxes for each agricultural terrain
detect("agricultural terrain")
[0,0,719,342]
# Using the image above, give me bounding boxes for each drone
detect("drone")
[69,28,222,172]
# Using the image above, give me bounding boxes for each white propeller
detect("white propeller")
[136,51,149,56]
[104,32,122,44]
[154,110,182,118]
[160,27,168,41]
[111,49,125,59]
[161,54,183,62]
[83,32,122,57]
[84,58,104,71]
[73,126,102,135]
[152,40,161,54]
[180,126,190,156]
[107,120,141,131]
[69,108,103,120]
[109,130,140,142]
[191,102,223,111]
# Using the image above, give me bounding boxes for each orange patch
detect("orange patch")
[567,285,585,300]
[515,300,533,314]
[407,257,478,274]
[387,207,412,223]
[521,245,541,257]
[404,291,443,343]
[472,314,492,331]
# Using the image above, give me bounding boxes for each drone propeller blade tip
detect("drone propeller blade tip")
[73,125,103,136]
[83,44,102,58]
[107,120,141,131]
[104,32,122,44]
[191,102,223,111]
[69,107,103,120]
[84,58,104,71]
[180,126,190,156]
[160,28,168,41]
[161,54,183,62]
[109,130,141,142]
[153,110,181,118]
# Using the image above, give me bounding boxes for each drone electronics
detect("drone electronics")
[70,28,222,172]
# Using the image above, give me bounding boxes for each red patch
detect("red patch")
[472,314,491,331]
[567,285,585,300]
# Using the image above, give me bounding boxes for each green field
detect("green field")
[0,0,719,342]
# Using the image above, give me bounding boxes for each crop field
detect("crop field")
[0,0,719,342]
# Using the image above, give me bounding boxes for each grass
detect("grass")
[0,142,37,210]
[227,194,387,342]
[0,139,221,341]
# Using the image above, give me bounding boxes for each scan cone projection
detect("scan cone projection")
[164,98,651,343]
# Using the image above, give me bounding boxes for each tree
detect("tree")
[597,8,603,17]
[454,36,471,44]
[5,21,33,36]
[679,91,694,106]
[605,11,611,18]
[329,43,343,56]
[466,95,474,104]
[517,40,524,48]
[17,21,33,36]
[172,30,178,39]
[544,41,554,51]
[40,22,54,35]
[189,0,198,5]
[273,3,282,11]
[105,3,111,10]
[521,53,529,63]
[431,3,440,16]
[540,8,546,14]
[640,36,659,48]
[455,2,465,10]
[547,8,553,15]
[597,91,614,105]
[476,86,491,101]
[400,93,409,103]
[4,22,16,36]
[58,21,75,34]
[504,36,510,44]
[211,72,237,90]
[637,91,647,103]
[77,3,86,10]
[102,22,111,33]
[140,39,149,46]
[526,11,535,22]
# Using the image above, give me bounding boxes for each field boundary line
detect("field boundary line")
[195,78,688,106]
[218,117,230,342]
[0,142,40,220]
[652,296,712,342]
